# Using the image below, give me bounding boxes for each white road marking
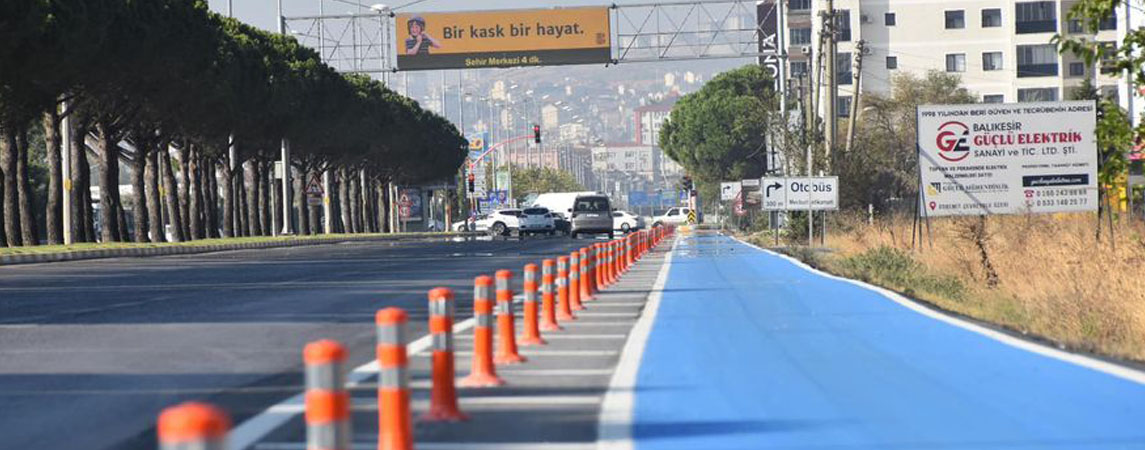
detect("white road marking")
[257,442,595,450]
[229,317,476,449]
[499,368,615,376]
[427,349,619,357]
[732,236,1145,386]
[454,334,626,340]
[597,240,676,450]
[568,312,639,318]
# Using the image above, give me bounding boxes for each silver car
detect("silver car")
[569,195,613,239]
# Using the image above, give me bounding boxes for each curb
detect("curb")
[0,232,482,267]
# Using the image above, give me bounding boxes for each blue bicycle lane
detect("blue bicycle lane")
[630,232,1145,449]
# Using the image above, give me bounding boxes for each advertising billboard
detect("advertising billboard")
[917,101,1098,217]
[395,7,611,71]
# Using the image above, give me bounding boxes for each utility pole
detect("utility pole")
[844,40,865,154]
[278,0,293,235]
[823,0,837,171]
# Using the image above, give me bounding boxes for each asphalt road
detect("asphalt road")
[0,235,591,450]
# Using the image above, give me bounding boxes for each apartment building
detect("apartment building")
[775,0,1141,125]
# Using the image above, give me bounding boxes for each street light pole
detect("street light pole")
[278,0,293,235]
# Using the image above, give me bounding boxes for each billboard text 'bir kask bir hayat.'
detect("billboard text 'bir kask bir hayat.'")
[396,7,611,71]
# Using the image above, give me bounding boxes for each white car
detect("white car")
[519,207,556,235]
[476,209,522,236]
[651,207,693,227]
[452,217,478,232]
[612,210,643,233]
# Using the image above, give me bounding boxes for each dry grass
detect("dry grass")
[788,214,1145,362]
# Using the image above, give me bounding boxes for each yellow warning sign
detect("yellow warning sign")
[686,210,697,224]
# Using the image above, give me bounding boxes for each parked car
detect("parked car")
[651,207,693,227]
[612,210,643,233]
[519,207,556,235]
[569,195,613,239]
[476,209,522,236]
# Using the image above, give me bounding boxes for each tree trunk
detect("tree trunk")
[95,120,120,243]
[309,171,321,234]
[206,159,220,238]
[43,110,63,244]
[382,180,391,231]
[295,170,310,235]
[160,146,184,242]
[15,129,36,245]
[130,143,149,242]
[0,126,16,246]
[260,160,272,236]
[177,144,191,238]
[188,147,203,240]
[271,164,282,234]
[339,169,351,233]
[78,140,95,243]
[245,161,260,236]
[236,165,247,237]
[116,199,128,242]
[221,161,234,238]
[69,122,88,242]
[145,145,164,242]
[348,171,360,233]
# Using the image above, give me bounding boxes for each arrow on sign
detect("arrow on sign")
[765,182,782,197]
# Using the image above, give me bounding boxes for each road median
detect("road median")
[0,232,481,266]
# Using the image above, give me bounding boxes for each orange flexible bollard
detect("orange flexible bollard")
[460,276,504,387]
[602,242,613,286]
[556,256,575,321]
[376,308,413,450]
[519,264,546,345]
[540,259,562,331]
[599,243,609,289]
[579,248,592,301]
[494,270,526,364]
[158,402,230,450]
[569,252,584,311]
[304,339,350,450]
[611,240,621,282]
[422,288,468,422]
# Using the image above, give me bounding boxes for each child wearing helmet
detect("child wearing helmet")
[405,16,440,55]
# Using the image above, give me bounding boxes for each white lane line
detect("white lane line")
[561,321,636,326]
[422,350,619,357]
[257,442,595,450]
[499,368,615,376]
[455,334,627,340]
[344,395,601,410]
[229,317,477,450]
[597,241,676,450]
[732,236,1145,386]
[569,312,639,318]
[577,303,644,308]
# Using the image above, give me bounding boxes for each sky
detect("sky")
[207,0,654,32]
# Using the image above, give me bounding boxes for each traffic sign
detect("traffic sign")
[686,209,697,224]
[762,176,838,211]
[720,182,741,201]
[306,174,323,196]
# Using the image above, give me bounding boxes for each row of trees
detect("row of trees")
[0,0,466,247]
